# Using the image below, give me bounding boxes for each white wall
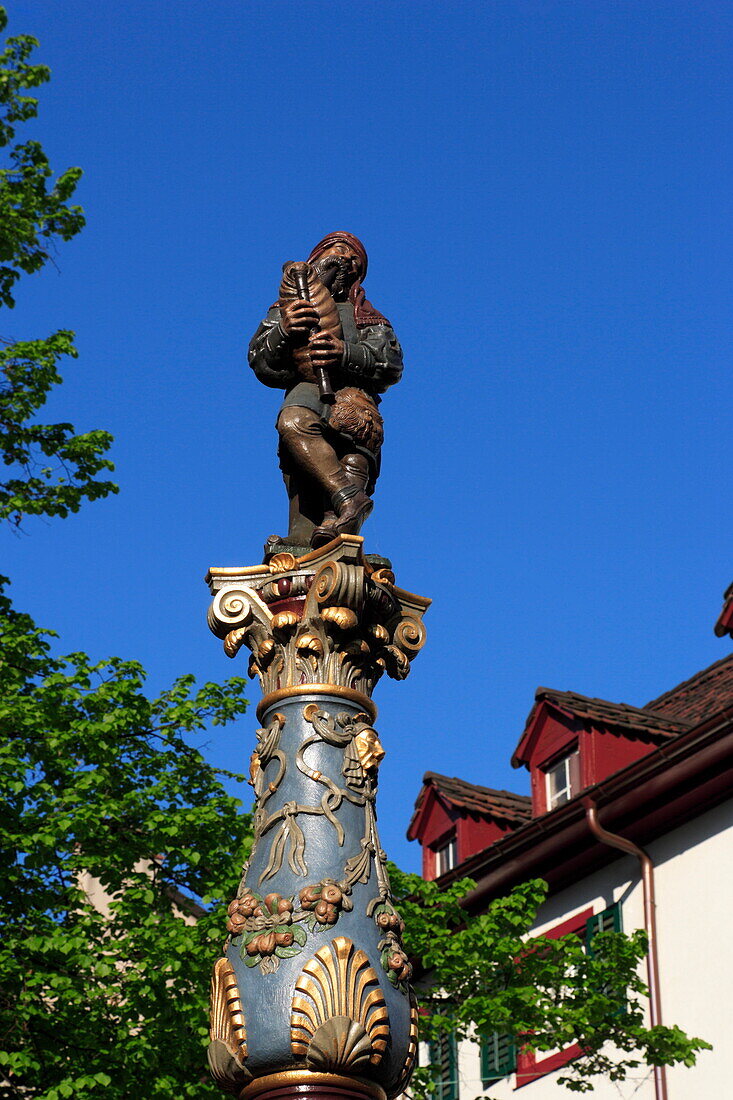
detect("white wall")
[434,798,732,1099]
[653,799,733,1099]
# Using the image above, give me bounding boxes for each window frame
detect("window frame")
[544,747,581,810]
[434,833,458,877]
[514,906,593,1088]
[427,1025,459,1100]
[585,902,622,953]
[480,1031,517,1085]
[585,903,626,1016]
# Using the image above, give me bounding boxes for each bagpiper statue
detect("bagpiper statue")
[206,234,428,1100]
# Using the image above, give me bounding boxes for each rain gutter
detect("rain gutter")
[584,798,667,1100]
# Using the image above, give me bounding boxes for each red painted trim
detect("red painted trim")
[715,600,733,638]
[514,907,593,1088]
[542,905,593,940]
[267,595,306,618]
[408,787,456,845]
[516,1043,583,1087]
[406,785,440,841]
[431,825,456,848]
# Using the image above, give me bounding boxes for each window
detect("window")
[585,903,622,954]
[428,1029,458,1100]
[545,749,580,809]
[516,904,625,1085]
[586,904,625,1014]
[480,1032,516,1085]
[515,906,593,1086]
[435,835,457,876]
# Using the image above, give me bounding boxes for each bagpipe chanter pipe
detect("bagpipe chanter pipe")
[279,261,342,399]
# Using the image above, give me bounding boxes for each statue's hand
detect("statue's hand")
[309,331,345,367]
[280,299,320,338]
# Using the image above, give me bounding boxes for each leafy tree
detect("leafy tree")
[0,330,117,524]
[0,7,115,526]
[0,593,251,1099]
[389,866,710,1094]
[0,9,251,1097]
[0,7,83,308]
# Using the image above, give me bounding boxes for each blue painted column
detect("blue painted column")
[205,536,429,1100]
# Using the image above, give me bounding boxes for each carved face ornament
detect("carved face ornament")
[354,727,385,772]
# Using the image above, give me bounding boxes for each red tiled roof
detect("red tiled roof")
[532,688,689,739]
[714,583,733,639]
[511,656,733,768]
[644,653,733,725]
[454,716,733,908]
[416,771,532,824]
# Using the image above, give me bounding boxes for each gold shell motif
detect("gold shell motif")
[291,936,389,1073]
[391,991,419,1097]
[207,958,250,1093]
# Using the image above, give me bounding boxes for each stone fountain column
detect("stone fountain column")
[205,534,429,1100]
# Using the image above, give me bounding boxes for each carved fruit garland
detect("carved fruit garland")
[227,882,354,975]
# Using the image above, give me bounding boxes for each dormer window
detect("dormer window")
[434,834,457,876]
[545,749,580,809]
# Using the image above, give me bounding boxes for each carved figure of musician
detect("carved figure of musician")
[248,232,403,549]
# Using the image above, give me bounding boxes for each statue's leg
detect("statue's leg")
[316,453,370,538]
[277,408,372,546]
[279,468,321,547]
[336,453,372,534]
[341,452,370,493]
[277,407,355,500]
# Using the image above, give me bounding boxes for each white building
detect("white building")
[408,645,733,1098]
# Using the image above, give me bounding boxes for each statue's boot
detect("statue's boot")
[310,509,338,548]
[334,487,373,534]
[311,453,372,547]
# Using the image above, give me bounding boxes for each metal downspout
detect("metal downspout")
[583,798,668,1100]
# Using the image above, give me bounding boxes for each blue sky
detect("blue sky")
[4,1,731,871]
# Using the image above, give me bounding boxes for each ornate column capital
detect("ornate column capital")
[207,535,430,714]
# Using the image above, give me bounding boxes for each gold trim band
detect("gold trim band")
[240,1070,386,1100]
[257,684,377,723]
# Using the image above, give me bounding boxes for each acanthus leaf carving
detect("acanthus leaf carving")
[206,537,429,696]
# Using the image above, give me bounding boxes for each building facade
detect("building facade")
[408,648,733,1097]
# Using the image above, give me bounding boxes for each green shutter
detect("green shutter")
[585,903,622,955]
[480,1033,516,1084]
[428,1029,458,1100]
[585,903,627,1015]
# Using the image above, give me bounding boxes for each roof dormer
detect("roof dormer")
[512,688,686,816]
[406,772,531,880]
[715,581,733,639]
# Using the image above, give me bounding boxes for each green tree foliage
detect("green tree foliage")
[0,590,251,1098]
[0,8,84,307]
[389,866,710,1093]
[0,8,115,526]
[0,331,117,523]
[0,9,251,1096]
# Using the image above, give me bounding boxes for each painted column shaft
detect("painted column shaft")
[205,537,429,1100]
